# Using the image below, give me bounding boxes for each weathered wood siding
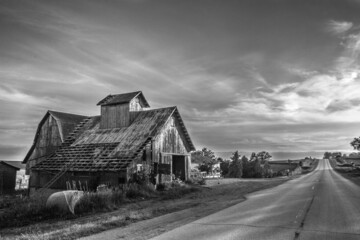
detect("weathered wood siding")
[100,97,143,129]
[153,115,190,182]
[27,115,62,173]
[129,97,142,111]
[154,116,187,156]
[100,104,129,129]
[0,163,18,193]
[29,170,127,191]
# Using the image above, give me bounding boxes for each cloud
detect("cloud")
[249,21,360,124]
[326,20,353,35]
[346,33,360,60]
[281,63,318,78]
[0,144,28,160]
[1,0,360,157]
[326,98,360,113]
[0,84,52,106]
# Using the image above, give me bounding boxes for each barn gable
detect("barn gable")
[23,111,88,173]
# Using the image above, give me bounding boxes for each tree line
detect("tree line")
[191,148,273,178]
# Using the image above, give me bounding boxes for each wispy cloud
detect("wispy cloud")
[326,20,353,35]
[0,84,52,106]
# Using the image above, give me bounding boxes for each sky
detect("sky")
[1,0,360,160]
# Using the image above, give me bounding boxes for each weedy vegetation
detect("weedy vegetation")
[0,182,200,230]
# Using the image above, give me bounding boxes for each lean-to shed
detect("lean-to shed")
[0,161,23,194]
[24,91,195,193]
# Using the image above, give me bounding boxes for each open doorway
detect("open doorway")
[172,155,186,181]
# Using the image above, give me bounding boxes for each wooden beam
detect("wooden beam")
[160,152,190,156]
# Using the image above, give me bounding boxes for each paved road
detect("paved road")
[151,159,360,240]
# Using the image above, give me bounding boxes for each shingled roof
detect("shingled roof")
[32,107,195,172]
[97,91,150,107]
[0,161,24,170]
[23,111,88,164]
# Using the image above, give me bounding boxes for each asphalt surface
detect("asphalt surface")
[151,159,360,240]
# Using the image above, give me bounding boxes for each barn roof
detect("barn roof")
[31,107,195,172]
[22,111,88,164]
[97,91,150,107]
[48,110,89,141]
[0,161,24,170]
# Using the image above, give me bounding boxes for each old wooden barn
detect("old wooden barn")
[23,91,195,193]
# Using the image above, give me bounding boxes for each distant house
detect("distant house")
[0,161,25,194]
[23,91,195,193]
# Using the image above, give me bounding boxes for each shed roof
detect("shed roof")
[97,91,150,107]
[0,161,24,170]
[22,111,88,164]
[32,107,195,172]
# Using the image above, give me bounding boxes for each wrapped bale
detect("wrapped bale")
[46,190,84,214]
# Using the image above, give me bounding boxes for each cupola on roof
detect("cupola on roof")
[97,91,150,108]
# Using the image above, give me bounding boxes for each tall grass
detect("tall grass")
[0,194,68,229]
[75,190,127,213]
[125,183,158,199]
[0,183,200,229]
[75,183,157,214]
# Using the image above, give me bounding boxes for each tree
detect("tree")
[351,137,360,151]
[228,151,242,178]
[250,152,257,161]
[323,152,331,159]
[191,147,217,174]
[252,158,262,178]
[241,156,251,178]
[220,159,230,177]
[256,151,272,164]
[262,161,272,178]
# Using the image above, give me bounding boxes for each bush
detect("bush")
[184,179,194,185]
[156,183,166,191]
[125,183,157,199]
[75,191,113,213]
[198,178,206,185]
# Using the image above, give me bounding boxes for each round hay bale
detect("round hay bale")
[46,190,84,214]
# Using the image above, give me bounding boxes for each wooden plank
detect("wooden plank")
[160,152,191,156]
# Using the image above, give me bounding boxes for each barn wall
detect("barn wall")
[100,97,144,129]
[153,115,190,183]
[26,115,62,174]
[0,163,18,193]
[29,170,127,192]
[100,104,130,129]
[154,115,187,157]
[129,97,142,111]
